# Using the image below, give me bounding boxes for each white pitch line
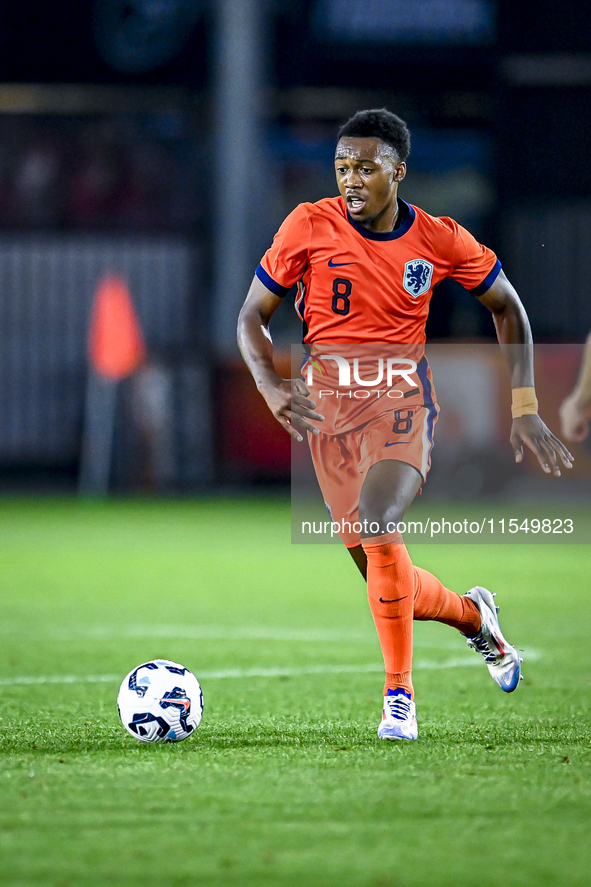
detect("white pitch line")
[59,626,375,643]
[0,625,373,643]
[0,625,466,650]
[0,651,540,686]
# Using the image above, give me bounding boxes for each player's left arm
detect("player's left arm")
[477,269,573,476]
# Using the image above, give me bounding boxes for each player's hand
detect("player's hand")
[559,393,591,442]
[260,378,325,442]
[510,415,574,476]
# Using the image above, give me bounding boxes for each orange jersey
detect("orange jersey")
[300,342,436,435]
[256,196,500,344]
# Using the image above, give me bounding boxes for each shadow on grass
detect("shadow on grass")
[0,722,376,755]
[1,715,589,756]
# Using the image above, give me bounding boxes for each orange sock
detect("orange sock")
[413,566,480,635]
[362,538,415,699]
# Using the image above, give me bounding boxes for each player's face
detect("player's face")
[334,137,406,231]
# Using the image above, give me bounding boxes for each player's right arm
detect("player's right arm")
[237,275,324,442]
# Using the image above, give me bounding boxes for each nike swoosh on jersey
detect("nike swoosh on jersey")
[384,441,408,447]
[379,596,407,603]
[328,259,357,267]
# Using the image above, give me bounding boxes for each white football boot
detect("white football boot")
[378,689,418,741]
[464,586,522,693]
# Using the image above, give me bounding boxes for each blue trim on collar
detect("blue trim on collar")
[470,259,502,296]
[255,263,290,297]
[346,200,415,241]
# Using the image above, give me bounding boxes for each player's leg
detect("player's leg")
[354,409,481,640]
[358,459,421,739]
[307,431,422,712]
[353,405,437,740]
[309,413,519,742]
[307,430,365,548]
[347,545,367,579]
[358,459,420,692]
[359,457,422,536]
[348,546,480,632]
[348,544,482,631]
[412,568,479,630]
[359,459,520,724]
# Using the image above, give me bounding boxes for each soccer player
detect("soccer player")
[237,109,573,741]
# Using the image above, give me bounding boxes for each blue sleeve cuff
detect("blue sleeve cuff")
[470,259,502,296]
[255,264,290,297]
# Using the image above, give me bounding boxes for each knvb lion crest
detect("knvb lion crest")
[403,259,434,298]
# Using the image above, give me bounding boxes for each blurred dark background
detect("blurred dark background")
[1,0,590,491]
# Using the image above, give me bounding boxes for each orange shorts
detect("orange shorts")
[308,403,439,547]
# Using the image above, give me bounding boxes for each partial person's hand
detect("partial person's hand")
[559,393,591,442]
[260,378,325,442]
[510,415,574,476]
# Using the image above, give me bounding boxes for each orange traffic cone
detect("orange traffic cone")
[89,275,146,380]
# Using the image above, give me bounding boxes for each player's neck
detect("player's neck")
[359,197,400,233]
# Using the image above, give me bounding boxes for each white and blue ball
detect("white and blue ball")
[117,659,203,742]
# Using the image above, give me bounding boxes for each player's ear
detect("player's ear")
[394,161,406,183]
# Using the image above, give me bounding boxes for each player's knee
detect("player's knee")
[358,498,405,535]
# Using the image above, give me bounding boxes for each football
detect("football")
[117,659,204,742]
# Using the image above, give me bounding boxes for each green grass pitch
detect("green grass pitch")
[0,497,589,887]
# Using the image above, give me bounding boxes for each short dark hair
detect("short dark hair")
[337,109,411,162]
